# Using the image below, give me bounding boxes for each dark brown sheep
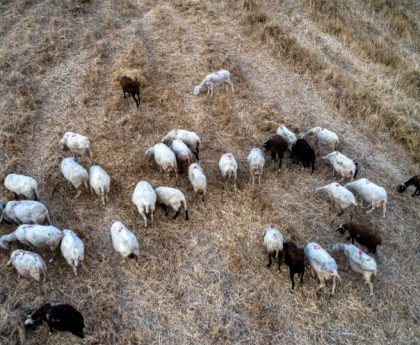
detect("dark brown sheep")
[291,138,315,174]
[283,242,305,293]
[263,134,288,170]
[120,76,140,108]
[337,221,381,254]
[398,175,420,197]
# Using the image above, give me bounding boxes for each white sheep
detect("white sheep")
[4,174,39,200]
[304,127,339,152]
[7,249,47,282]
[131,181,157,228]
[194,69,234,97]
[161,129,201,160]
[155,186,189,220]
[60,229,84,276]
[315,182,358,217]
[344,178,387,218]
[304,242,341,295]
[331,243,377,297]
[171,139,193,173]
[0,200,51,225]
[219,153,238,193]
[276,125,297,151]
[110,221,139,259]
[263,226,284,270]
[188,163,207,202]
[89,165,111,205]
[60,157,89,198]
[321,151,359,181]
[247,148,265,185]
[145,143,178,177]
[59,131,92,163]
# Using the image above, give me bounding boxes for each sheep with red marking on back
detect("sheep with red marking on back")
[322,151,359,181]
[171,139,193,173]
[7,249,47,282]
[59,132,92,163]
[315,182,358,217]
[61,229,84,276]
[188,163,207,202]
[162,129,201,161]
[110,221,139,259]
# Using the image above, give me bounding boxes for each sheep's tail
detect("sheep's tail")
[45,213,52,226]
[181,197,188,212]
[335,140,340,151]
[34,188,39,201]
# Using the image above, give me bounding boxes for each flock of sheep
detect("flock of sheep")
[0,69,419,338]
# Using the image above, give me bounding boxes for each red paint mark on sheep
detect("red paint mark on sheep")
[359,250,363,256]
[27,225,33,229]
[314,245,320,250]
[71,133,77,138]
[336,183,340,187]
[118,226,123,233]
[214,71,219,75]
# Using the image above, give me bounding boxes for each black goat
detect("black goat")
[398,175,420,197]
[283,242,305,292]
[263,135,288,170]
[120,76,141,108]
[291,138,315,174]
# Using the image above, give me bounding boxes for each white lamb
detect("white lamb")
[304,242,341,295]
[194,69,234,97]
[344,178,387,218]
[263,226,284,270]
[155,186,189,220]
[304,127,339,152]
[4,174,39,200]
[219,153,238,193]
[110,221,139,259]
[188,163,207,202]
[276,125,297,151]
[315,182,358,217]
[145,143,178,177]
[0,200,51,225]
[247,148,265,185]
[331,243,377,297]
[131,181,157,228]
[7,249,47,282]
[60,157,89,198]
[59,131,92,163]
[89,165,111,205]
[321,151,359,181]
[162,129,201,161]
[60,229,84,276]
[171,139,193,173]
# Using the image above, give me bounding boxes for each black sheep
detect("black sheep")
[291,138,315,174]
[283,242,305,292]
[398,175,420,197]
[263,135,288,170]
[120,76,141,108]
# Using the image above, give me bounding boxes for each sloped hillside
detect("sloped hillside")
[0,0,419,344]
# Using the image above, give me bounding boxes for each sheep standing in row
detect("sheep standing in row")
[321,151,359,181]
[162,129,201,161]
[89,165,111,206]
[315,183,358,217]
[219,153,238,193]
[131,181,157,228]
[263,135,288,170]
[171,139,193,173]
[304,127,339,152]
[59,132,92,164]
[276,125,297,152]
[145,143,178,177]
[291,139,315,174]
[263,226,284,270]
[283,242,305,293]
[247,148,265,185]
[398,175,420,197]
[0,200,51,225]
[60,157,89,199]
[60,229,84,276]
[155,187,189,220]
[331,243,377,297]
[120,76,141,108]
[110,221,139,259]
[345,178,387,218]
[194,70,234,97]
[337,221,381,254]
[304,242,341,295]
[188,163,207,202]
[8,249,47,282]
[4,174,39,200]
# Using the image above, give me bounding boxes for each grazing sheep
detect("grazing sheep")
[145,143,178,177]
[89,165,111,205]
[59,132,92,163]
[25,303,85,338]
[337,221,381,254]
[345,178,387,218]
[7,249,46,282]
[398,175,420,197]
[331,243,377,297]
[110,221,139,259]
[4,174,39,200]
[304,127,339,152]
[263,226,284,271]
[131,181,157,228]
[171,139,193,173]
[291,139,315,174]
[247,148,265,185]
[219,153,238,193]
[60,229,84,276]
[283,242,305,293]
[188,163,207,202]
[155,186,189,220]
[322,151,359,181]
[162,129,201,161]
[276,125,297,151]
[0,200,51,225]
[304,242,341,295]
[263,135,288,170]
[316,182,358,217]
[194,69,234,96]
[60,157,89,199]
[120,76,140,108]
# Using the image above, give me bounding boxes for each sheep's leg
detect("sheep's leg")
[278,251,282,272]
[101,194,106,206]
[337,207,344,217]
[266,253,272,268]
[140,209,148,228]
[173,209,180,220]
[258,175,261,185]
[123,90,127,98]
[251,175,254,185]
[160,204,169,217]
[210,84,214,96]
[412,188,419,197]
[75,190,82,199]
[278,157,283,170]
[331,276,337,295]
[233,181,237,194]
[382,201,386,218]
[290,269,295,292]
[300,270,304,286]
[364,272,374,297]
[228,79,234,92]
[73,265,78,276]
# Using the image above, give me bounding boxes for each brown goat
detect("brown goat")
[337,221,381,254]
[398,175,420,197]
[283,242,305,292]
[120,76,140,108]
[263,134,288,170]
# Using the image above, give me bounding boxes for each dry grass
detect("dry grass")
[0,0,419,344]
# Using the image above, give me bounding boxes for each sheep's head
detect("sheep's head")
[193,86,201,95]
[398,183,407,193]
[0,238,9,250]
[336,224,346,235]
[24,304,48,330]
